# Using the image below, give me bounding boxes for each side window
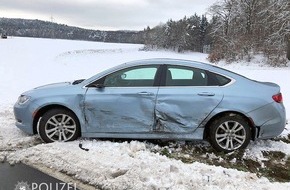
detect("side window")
[206,71,232,86]
[169,68,193,79]
[166,66,208,86]
[104,65,158,87]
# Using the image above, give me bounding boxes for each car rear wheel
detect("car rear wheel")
[209,114,251,152]
[39,109,80,143]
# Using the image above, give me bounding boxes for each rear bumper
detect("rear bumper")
[248,102,286,139]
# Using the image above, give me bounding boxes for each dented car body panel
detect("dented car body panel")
[84,87,158,133]
[155,86,223,133]
[14,58,286,142]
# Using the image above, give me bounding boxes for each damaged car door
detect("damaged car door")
[84,65,160,133]
[155,65,224,133]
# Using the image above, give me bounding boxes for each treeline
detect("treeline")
[208,0,290,66]
[0,18,143,44]
[2,0,289,66]
[143,14,211,53]
[143,0,290,66]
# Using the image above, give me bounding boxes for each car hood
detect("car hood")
[22,80,84,99]
[34,82,72,90]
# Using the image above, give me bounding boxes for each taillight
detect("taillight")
[272,93,283,103]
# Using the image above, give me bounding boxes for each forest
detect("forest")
[0,18,143,44]
[1,0,289,66]
[143,0,290,66]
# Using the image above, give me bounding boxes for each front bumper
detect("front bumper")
[13,101,39,134]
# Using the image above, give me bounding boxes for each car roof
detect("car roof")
[83,58,249,85]
[124,58,207,67]
[123,58,246,79]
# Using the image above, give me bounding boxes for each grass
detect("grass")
[149,140,290,182]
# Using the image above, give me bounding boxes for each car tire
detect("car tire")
[209,114,251,152]
[39,109,80,143]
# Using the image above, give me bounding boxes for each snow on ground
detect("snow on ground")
[0,106,39,151]
[0,37,208,107]
[1,37,290,189]
[7,141,290,190]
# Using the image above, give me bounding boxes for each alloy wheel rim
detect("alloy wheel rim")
[215,121,246,151]
[45,114,76,142]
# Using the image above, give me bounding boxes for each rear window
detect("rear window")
[207,72,231,86]
[166,66,208,86]
[215,74,231,86]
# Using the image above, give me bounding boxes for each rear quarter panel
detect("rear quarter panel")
[202,76,285,138]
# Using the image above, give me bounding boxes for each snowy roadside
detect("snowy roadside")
[6,140,290,190]
[0,106,41,152]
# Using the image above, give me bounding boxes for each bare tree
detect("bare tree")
[287,36,290,60]
[209,0,290,66]
[259,0,290,65]
[208,0,241,62]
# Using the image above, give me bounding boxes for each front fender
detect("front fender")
[33,94,87,133]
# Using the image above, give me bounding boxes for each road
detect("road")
[0,162,78,190]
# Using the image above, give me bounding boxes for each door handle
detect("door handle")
[197,92,215,96]
[138,92,154,96]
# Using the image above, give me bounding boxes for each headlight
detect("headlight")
[17,95,30,105]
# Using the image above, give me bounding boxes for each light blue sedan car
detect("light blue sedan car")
[14,59,286,152]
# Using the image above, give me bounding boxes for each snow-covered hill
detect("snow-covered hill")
[0,37,289,189]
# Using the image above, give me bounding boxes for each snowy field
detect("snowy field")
[1,37,290,189]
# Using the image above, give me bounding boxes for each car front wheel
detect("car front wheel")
[39,109,80,143]
[209,114,251,152]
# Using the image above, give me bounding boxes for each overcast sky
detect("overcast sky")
[0,0,218,31]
